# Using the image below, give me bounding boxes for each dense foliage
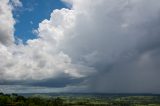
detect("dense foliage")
[0,92,160,106]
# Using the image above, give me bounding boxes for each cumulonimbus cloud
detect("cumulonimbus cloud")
[0,0,160,93]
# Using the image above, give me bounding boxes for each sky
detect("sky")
[0,0,160,93]
[14,0,68,43]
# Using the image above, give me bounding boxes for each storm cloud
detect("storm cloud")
[0,0,160,93]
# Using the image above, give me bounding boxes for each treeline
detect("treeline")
[0,92,63,106]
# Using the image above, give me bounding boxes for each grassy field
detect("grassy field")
[0,93,160,106]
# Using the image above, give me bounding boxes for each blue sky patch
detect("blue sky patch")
[13,0,67,43]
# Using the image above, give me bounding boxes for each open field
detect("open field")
[0,93,160,106]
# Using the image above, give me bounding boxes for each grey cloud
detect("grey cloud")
[0,77,84,88]
[27,78,84,88]
[57,0,160,93]
[90,49,160,93]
